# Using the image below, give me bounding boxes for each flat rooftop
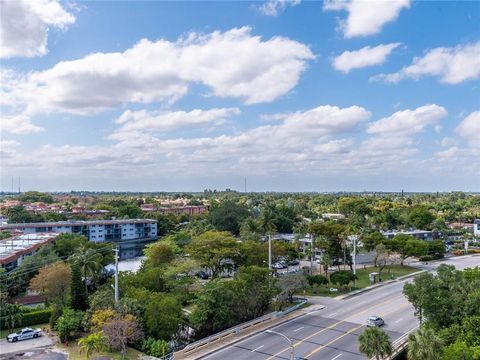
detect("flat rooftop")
[0,219,156,229]
[0,233,58,264]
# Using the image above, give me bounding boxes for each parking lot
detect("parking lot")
[0,334,53,357]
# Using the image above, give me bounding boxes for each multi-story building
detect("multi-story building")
[381,229,437,241]
[474,219,480,237]
[0,233,58,273]
[0,219,157,259]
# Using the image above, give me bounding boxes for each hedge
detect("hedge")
[0,309,51,330]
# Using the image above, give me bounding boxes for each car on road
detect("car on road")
[7,328,42,342]
[367,316,385,327]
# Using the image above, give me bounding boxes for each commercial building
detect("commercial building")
[0,219,158,259]
[0,233,58,272]
[382,229,436,241]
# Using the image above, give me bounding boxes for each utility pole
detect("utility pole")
[114,247,119,305]
[353,235,357,288]
[268,234,272,270]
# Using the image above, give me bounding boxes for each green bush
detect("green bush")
[306,275,328,286]
[419,255,434,262]
[141,337,170,357]
[0,309,51,330]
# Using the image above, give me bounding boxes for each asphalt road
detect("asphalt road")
[201,255,480,360]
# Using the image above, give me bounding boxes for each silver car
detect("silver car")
[7,328,42,342]
[367,316,384,327]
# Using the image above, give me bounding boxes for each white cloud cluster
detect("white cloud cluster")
[258,0,301,16]
[0,0,75,58]
[333,43,400,73]
[1,27,314,134]
[372,42,480,84]
[455,110,480,147]
[367,104,448,136]
[323,0,410,38]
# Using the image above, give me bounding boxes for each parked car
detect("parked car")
[367,316,385,327]
[288,259,300,266]
[7,328,42,342]
[196,271,209,280]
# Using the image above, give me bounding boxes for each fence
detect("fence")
[177,297,308,359]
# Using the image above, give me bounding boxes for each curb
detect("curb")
[183,304,323,360]
[337,270,426,300]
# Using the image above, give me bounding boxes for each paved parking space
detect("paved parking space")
[0,335,53,356]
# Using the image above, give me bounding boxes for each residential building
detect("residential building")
[382,229,437,241]
[0,233,58,272]
[0,220,158,259]
[474,220,480,237]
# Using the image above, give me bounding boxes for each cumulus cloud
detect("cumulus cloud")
[1,27,314,134]
[323,0,410,38]
[0,0,75,58]
[1,114,44,134]
[372,42,480,84]
[367,104,448,136]
[257,0,301,16]
[455,110,480,147]
[111,107,240,138]
[333,43,401,73]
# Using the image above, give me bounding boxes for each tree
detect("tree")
[55,308,85,343]
[53,233,88,258]
[70,246,103,294]
[407,327,443,360]
[208,199,250,235]
[90,309,117,331]
[144,240,177,267]
[187,231,240,278]
[320,253,331,278]
[358,327,392,360]
[78,332,108,359]
[2,303,23,332]
[102,314,143,358]
[375,243,389,277]
[388,234,427,266]
[115,204,143,219]
[144,293,183,340]
[30,261,71,305]
[71,263,87,310]
[141,338,170,358]
[277,273,307,307]
[363,232,385,252]
[442,341,476,360]
[408,206,435,230]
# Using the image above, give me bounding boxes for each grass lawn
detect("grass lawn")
[0,323,49,338]
[58,342,144,360]
[303,264,420,297]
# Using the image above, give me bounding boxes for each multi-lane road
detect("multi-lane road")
[201,255,480,360]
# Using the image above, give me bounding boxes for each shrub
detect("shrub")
[419,255,434,262]
[0,309,52,330]
[141,337,170,358]
[54,308,85,343]
[306,275,328,286]
[330,271,357,288]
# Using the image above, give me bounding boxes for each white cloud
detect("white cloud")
[440,137,457,147]
[258,0,301,16]
[455,110,480,147]
[111,107,240,137]
[0,0,75,58]
[323,0,410,38]
[367,104,447,136]
[1,114,44,134]
[333,43,400,73]
[1,27,314,134]
[372,42,480,84]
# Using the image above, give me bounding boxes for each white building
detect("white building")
[474,220,480,237]
[0,220,157,259]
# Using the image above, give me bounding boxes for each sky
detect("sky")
[0,0,479,192]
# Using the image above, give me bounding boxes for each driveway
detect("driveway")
[0,335,53,356]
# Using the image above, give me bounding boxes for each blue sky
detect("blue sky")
[1,0,479,192]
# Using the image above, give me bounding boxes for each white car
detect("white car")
[7,328,42,342]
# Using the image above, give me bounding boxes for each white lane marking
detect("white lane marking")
[293,326,304,332]
[252,345,264,352]
[331,354,343,360]
[394,318,403,323]
[329,312,338,317]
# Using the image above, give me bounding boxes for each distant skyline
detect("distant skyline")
[1,0,479,192]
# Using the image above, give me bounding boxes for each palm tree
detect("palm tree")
[70,245,103,294]
[358,327,392,360]
[320,252,331,278]
[78,331,108,359]
[407,327,443,360]
[3,303,23,332]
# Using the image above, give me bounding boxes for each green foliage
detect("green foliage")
[53,233,88,258]
[408,206,436,229]
[407,327,444,360]
[362,232,385,252]
[54,308,85,343]
[358,327,392,360]
[0,231,11,240]
[0,303,23,331]
[144,293,183,340]
[0,308,52,330]
[19,191,54,203]
[330,270,357,288]
[115,204,143,218]
[5,205,44,223]
[141,337,170,358]
[306,275,328,286]
[70,263,88,310]
[144,240,178,267]
[208,199,249,235]
[442,341,478,360]
[78,331,108,359]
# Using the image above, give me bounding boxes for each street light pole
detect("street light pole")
[268,234,272,270]
[113,247,119,305]
[265,330,294,360]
